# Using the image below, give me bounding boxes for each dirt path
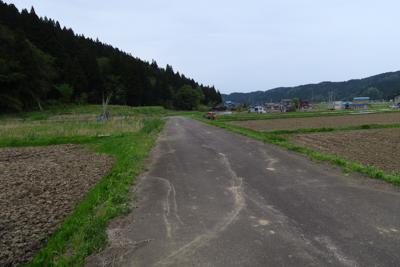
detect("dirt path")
[0,144,115,267]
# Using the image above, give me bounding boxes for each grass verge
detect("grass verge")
[192,116,400,186]
[268,122,400,135]
[0,119,166,266]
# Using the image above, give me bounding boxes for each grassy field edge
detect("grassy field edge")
[13,119,166,266]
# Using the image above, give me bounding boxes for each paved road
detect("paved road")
[120,116,400,266]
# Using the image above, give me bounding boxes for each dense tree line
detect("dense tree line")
[223,71,400,104]
[0,1,222,111]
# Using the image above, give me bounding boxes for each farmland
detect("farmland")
[225,112,400,131]
[1,104,399,266]
[0,106,165,266]
[0,145,115,266]
[282,128,400,175]
[218,111,400,176]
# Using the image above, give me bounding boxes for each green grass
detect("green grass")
[268,122,400,135]
[342,167,352,173]
[190,116,400,186]
[0,116,165,266]
[166,110,206,116]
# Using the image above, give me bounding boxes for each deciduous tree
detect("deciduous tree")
[174,84,200,110]
[55,83,73,107]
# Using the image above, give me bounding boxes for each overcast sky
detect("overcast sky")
[7,0,400,95]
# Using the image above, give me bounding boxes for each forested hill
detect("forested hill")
[222,71,400,104]
[0,1,222,111]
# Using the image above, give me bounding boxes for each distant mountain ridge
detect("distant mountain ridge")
[222,71,400,104]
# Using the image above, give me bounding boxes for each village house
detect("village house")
[265,103,275,110]
[394,93,400,106]
[249,104,267,113]
[225,101,236,109]
[298,100,309,109]
[344,97,371,109]
[278,99,293,112]
[211,105,227,111]
[298,100,316,109]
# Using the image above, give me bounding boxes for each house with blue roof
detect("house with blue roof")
[345,97,370,109]
[225,101,237,109]
[249,104,267,113]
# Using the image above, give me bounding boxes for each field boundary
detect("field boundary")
[215,109,400,122]
[268,122,400,135]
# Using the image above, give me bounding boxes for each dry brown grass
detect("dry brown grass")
[47,114,98,120]
[0,119,144,138]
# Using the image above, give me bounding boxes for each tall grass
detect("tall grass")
[0,119,143,139]
[0,105,167,120]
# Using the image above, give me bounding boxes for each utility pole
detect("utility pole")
[333,89,336,109]
[328,91,333,107]
[312,90,313,104]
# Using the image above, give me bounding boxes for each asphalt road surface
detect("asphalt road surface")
[119,116,400,267]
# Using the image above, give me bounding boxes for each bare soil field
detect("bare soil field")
[0,144,115,267]
[226,112,400,131]
[282,128,400,174]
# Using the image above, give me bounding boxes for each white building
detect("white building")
[333,101,343,110]
[250,105,267,113]
[394,94,400,106]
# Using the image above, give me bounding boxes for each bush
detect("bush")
[198,105,210,112]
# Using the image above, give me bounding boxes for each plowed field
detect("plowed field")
[0,144,115,267]
[226,112,400,131]
[282,128,400,174]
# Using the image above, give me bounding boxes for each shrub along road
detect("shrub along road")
[105,116,400,266]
